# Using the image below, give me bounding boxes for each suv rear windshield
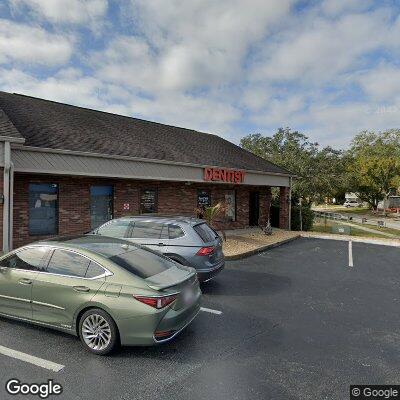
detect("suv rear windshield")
[193,223,217,243]
[109,248,173,279]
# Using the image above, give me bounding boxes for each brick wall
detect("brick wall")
[12,173,284,248]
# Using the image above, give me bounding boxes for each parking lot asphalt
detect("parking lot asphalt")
[1,238,400,400]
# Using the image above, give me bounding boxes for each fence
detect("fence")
[313,210,387,228]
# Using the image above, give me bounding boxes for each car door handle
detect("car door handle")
[73,286,90,293]
[19,278,33,285]
[158,243,165,246]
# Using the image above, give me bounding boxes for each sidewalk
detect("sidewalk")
[340,221,399,238]
[301,231,400,248]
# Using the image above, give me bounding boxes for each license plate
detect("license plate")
[182,287,196,305]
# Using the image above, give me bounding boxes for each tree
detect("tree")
[346,129,400,209]
[240,127,346,204]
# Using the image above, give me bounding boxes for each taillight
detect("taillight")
[196,246,215,256]
[133,294,177,309]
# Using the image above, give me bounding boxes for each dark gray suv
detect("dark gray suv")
[90,216,224,282]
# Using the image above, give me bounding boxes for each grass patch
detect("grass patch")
[312,220,390,239]
[346,220,400,237]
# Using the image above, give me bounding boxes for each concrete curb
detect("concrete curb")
[224,235,301,260]
[300,232,400,248]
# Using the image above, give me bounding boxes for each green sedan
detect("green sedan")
[0,235,201,355]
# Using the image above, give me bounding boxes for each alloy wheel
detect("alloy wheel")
[81,314,112,351]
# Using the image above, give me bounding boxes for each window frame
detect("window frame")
[0,246,51,272]
[95,219,131,237]
[224,189,237,222]
[89,185,115,230]
[18,246,114,280]
[168,224,186,240]
[28,183,59,236]
[128,221,168,239]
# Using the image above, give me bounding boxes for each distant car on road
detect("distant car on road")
[343,199,361,208]
[0,235,201,355]
[90,216,225,282]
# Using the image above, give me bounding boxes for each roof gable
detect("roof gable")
[0,106,25,142]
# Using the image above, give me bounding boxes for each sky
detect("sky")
[0,0,399,148]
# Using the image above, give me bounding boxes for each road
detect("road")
[1,238,400,400]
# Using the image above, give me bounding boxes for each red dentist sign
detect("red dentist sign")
[204,168,246,184]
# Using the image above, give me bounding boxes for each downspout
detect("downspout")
[288,176,292,231]
[3,141,11,253]
[9,159,14,250]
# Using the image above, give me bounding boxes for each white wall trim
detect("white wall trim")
[11,147,291,187]
[12,144,293,178]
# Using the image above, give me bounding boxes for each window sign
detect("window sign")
[225,190,236,222]
[140,189,158,213]
[197,190,211,208]
[29,183,58,235]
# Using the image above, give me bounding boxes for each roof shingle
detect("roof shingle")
[0,106,24,140]
[0,91,290,175]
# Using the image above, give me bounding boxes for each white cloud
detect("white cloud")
[320,0,374,17]
[95,0,294,92]
[0,67,105,107]
[357,64,400,102]
[0,19,74,65]
[253,8,397,83]
[251,95,306,127]
[9,0,108,24]
[0,66,239,137]
[1,0,400,148]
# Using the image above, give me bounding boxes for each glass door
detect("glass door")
[90,185,114,229]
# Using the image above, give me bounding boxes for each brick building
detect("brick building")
[0,92,294,253]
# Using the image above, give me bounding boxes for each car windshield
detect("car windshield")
[193,223,218,243]
[109,248,174,279]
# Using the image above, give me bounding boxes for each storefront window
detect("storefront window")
[90,185,114,229]
[225,190,236,222]
[197,190,211,208]
[140,188,158,213]
[29,183,58,235]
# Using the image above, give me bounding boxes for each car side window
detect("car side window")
[46,249,90,278]
[130,222,167,239]
[0,247,48,272]
[85,262,106,279]
[97,220,130,237]
[168,224,185,239]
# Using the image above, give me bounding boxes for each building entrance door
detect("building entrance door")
[90,185,114,229]
[249,191,260,226]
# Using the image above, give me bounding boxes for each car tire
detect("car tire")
[78,308,119,355]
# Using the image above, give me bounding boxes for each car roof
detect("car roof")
[107,215,205,226]
[33,235,141,258]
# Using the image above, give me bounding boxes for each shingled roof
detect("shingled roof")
[0,91,291,175]
[0,106,24,141]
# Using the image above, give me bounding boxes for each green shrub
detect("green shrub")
[291,204,314,231]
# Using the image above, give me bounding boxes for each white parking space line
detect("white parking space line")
[0,345,64,372]
[200,307,223,315]
[348,240,354,268]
